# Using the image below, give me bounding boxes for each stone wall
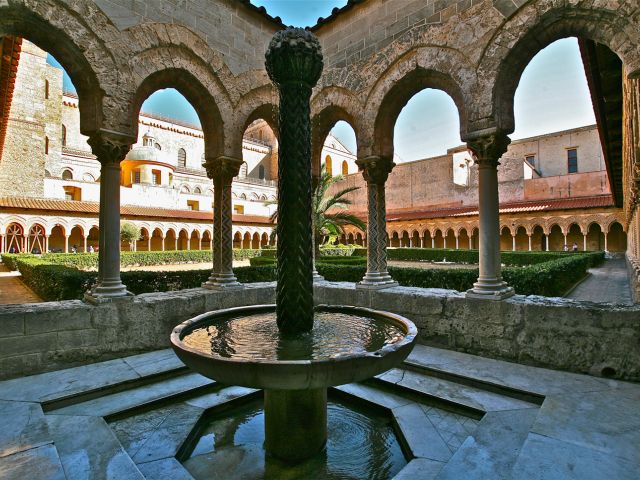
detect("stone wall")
[1,283,638,381]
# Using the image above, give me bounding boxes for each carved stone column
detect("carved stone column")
[356,156,398,289]
[466,132,514,300]
[85,130,134,303]
[203,156,243,290]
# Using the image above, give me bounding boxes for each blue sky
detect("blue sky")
[47,1,596,162]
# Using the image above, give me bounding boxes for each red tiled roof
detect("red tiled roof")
[0,197,273,225]
[347,195,616,222]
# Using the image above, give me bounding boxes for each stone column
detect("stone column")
[466,132,514,300]
[83,235,88,253]
[85,130,133,304]
[64,235,69,254]
[147,236,151,251]
[455,235,459,250]
[44,235,49,253]
[203,156,243,290]
[443,236,447,249]
[174,236,178,251]
[604,232,608,252]
[0,235,4,253]
[356,156,398,290]
[420,236,424,248]
[512,235,516,251]
[198,237,202,250]
[545,235,549,251]
[583,234,587,251]
[563,233,568,248]
[528,234,532,251]
[431,236,435,249]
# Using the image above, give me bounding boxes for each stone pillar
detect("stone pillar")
[528,234,532,251]
[44,235,49,253]
[545,235,549,251]
[563,233,568,248]
[443,236,447,249]
[466,132,514,300]
[0,235,4,253]
[83,235,88,253]
[420,236,424,248]
[161,236,165,251]
[198,237,202,251]
[147,236,151,251]
[64,235,69,254]
[583,234,587,251]
[85,130,134,304]
[604,232,608,252]
[356,156,398,290]
[455,235,459,250]
[203,156,243,290]
[512,235,516,251]
[174,237,178,251]
[431,236,435,249]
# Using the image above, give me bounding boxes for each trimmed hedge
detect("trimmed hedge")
[1,249,261,271]
[249,256,367,267]
[3,250,603,301]
[351,247,600,266]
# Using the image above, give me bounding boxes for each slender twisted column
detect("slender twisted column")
[466,132,514,300]
[356,156,398,289]
[203,156,243,290]
[85,130,134,303]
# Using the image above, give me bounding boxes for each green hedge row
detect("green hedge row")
[350,247,599,266]
[1,249,261,271]
[249,256,367,267]
[4,250,603,302]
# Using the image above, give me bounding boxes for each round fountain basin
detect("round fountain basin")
[171,305,417,390]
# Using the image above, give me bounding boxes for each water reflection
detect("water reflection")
[183,398,406,480]
[184,312,405,361]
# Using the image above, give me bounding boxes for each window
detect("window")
[152,169,161,185]
[45,136,49,154]
[567,148,578,174]
[61,125,67,147]
[133,170,141,184]
[177,148,186,168]
[194,187,202,194]
[63,186,81,201]
[325,155,332,176]
[155,143,162,151]
[45,80,49,99]
[234,204,244,214]
[525,154,535,167]
[259,165,265,179]
[62,169,73,180]
[342,160,348,175]
[187,200,199,211]
[180,185,190,194]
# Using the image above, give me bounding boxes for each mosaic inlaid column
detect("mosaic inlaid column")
[356,155,398,290]
[85,130,133,303]
[466,132,514,300]
[203,156,243,290]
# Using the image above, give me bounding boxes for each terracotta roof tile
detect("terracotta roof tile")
[0,197,273,225]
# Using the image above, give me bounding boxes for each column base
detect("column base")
[466,281,515,300]
[202,273,243,290]
[83,289,134,305]
[356,271,398,290]
[312,269,325,283]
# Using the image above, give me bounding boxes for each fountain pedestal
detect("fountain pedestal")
[265,388,327,462]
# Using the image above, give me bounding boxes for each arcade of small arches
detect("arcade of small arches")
[341,217,627,253]
[0,217,272,254]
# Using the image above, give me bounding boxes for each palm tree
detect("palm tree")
[267,163,366,256]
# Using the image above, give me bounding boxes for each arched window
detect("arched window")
[180,185,190,194]
[194,187,202,194]
[61,125,67,147]
[45,136,49,154]
[82,173,95,182]
[62,169,73,180]
[325,155,332,176]
[341,160,348,175]
[259,165,265,179]
[155,143,162,151]
[239,162,248,177]
[177,148,186,168]
[6,223,24,253]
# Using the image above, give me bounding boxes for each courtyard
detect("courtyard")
[1,0,640,479]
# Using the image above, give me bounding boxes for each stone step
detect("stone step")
[46,414,145,480]
[374,368,537,414]
[402,359,545,406]
[48,372,216,418]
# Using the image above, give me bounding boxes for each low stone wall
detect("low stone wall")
[1,282,639,381]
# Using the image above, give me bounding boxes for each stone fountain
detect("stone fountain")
[171,28,417,465]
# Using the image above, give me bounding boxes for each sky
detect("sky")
[47,1,596,162]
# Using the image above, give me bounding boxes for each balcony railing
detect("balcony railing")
[234,176,277,187]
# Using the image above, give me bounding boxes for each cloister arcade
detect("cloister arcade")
[0,215,271,254]
[1,0,638,301]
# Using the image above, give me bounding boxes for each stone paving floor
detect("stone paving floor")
[0,345,637,479]
[0,264,42,305]
[567,257,633,305]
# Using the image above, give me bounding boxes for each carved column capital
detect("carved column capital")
[88,129,135,165]
[204,156,243,183]
[356,155,395,185]
[466,131,511,168]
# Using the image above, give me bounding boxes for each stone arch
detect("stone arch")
[364,46,473,157]
[0,0,124,135]
[311,86,362,176]
[235,85,279,137]
[126,26,233,157]
[478,3,640,133]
